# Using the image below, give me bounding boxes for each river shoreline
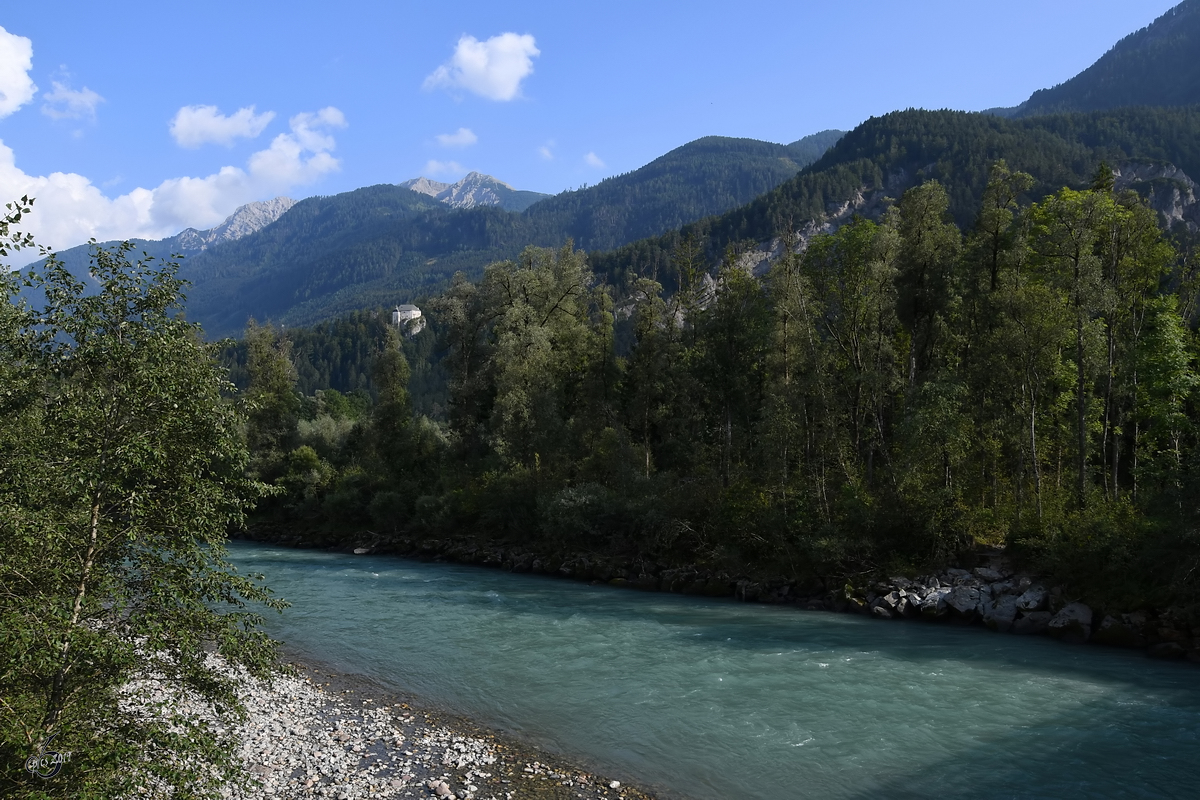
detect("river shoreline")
[236,529,1200,666]
[225,538,1200,799]
[222,647,668,800]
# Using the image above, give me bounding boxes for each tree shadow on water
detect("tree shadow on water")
[837,690,1200,800]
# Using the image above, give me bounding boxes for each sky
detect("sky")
[0,0,1183,264]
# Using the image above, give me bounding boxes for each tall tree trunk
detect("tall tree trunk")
[1076,315,1088,507]
[1029,383,1044,521]
[42,497,102,737]
[722,401,731,489]
[1111,409,1121,501]
[1102,322,1116,500]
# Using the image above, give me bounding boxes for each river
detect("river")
[227,541,1200,799]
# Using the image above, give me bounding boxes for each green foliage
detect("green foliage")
[0,231,283,798]
[220,165,1200,614]
[399,176,1198,600]
[591,106,1200,291]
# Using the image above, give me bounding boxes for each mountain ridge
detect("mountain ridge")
[1011,0,1200,117]
[399,172,547,212]
[589,106,1200,292]
[134,132,845,337]
[175,197,297,251]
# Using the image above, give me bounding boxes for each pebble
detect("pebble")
[118,653,655,799]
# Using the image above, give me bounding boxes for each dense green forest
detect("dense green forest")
[1014,0,1200,116]
[592,106,1200,295]
[240,165,1200,610]
[220,310,448,419]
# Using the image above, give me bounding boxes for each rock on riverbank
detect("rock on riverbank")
[851,563,1200,662]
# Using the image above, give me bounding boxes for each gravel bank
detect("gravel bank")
[215,657,665,800]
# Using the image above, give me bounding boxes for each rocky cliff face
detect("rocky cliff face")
[399,172,548,212]
[174,197,297,251]
[1114,160,1200,232]
[729,160,1200,279]
[398,177,452,198]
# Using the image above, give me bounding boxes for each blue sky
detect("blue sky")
[0,0,1181,261]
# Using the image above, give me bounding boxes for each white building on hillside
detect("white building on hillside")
[392,304,426,335]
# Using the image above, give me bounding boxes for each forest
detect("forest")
[591,106,1200,294]
[237,162,1200,611]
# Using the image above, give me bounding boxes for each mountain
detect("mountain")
[25,131,844,339]
[175,197,297,249]
[1007,0,1200,117]
[399,172,547,212]
[512,133,845,253]
[786,130,847,165]
[590,106,1200,289]
[21,197,296,301]
[71,132,839,337]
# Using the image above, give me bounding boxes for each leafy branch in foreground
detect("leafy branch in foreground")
[0,223,286,798]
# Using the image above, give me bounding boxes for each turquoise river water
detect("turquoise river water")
[227,542,1200,799]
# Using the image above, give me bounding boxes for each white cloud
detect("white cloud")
[538,140,555,160]
[170,104,276,148]
[423,159,465,177]
[41,80,104,121]
[0,26,36,119]
[584,151,605,169]
[435,127,477,148]
[423,33,539,101]
[0,107,347,265]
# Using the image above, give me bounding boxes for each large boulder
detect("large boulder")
[973,566,1006,582]
[736,580,763,602]
[897,591,921,618]
[982,594,1020,633]
[1155,626,1189,644]
[1048,602,1093,644]
[1015,586,1048,613]
[845,596,868,614]
[1012,611,1053,635]
[945,586,981,620]
[920,587,951,619]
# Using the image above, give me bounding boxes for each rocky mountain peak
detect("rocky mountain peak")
[397,172,545,212]
[398,177,452,198]
[210,197,297,242]
[174,197,296,251]
[439,173,515,209]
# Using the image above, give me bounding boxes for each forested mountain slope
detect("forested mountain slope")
[1013,0,1200,116]
[24,197,296,297]
[153,133,841,337]
[592,106,1200,291]
[516,132,845,252]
